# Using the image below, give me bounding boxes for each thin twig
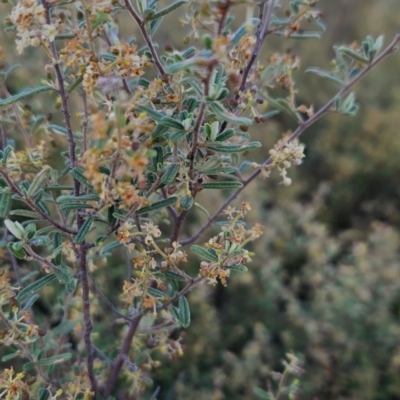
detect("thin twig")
[79,245,98,395]
[180,33,400,246]
[0,169,77,234]
[238,0,276,97]
[1,84,34,148]
[102,314,143,398]
[124,0,166,76]
[89,272,131,321]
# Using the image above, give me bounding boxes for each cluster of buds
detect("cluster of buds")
[267,138,305,186]
[5,141,48,181]
[0,368,29,400]
[198,203,262,285]
[110,43,148,78]
[0,306,40,346]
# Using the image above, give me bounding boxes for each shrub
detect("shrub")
[0,0,398,398]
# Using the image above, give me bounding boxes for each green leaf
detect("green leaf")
[30,235,50,246]
[216,128,235,142]
[159,116,184,130]
[0,192,11,218]
[59,203,94,211]
[21,294,39,312]
[8,242,26,259]
[48,124,81,139]
[69,167,94,189]
[10,209,40,219]
[178,296,191,328]
[0,86,55,107]
[38,352,72,365]
[101,241,122,254]
[202,181,243,190]
[53,232,62,266]
[228,265,248,272]
[206,141,261,153]
[165,270,186,281]
[136,196,177,215]
[208,102,253,126]
[147,287,165,298]
[67,75,83,94]
[54,264,73,284]
[160,163,179,184]
[135,105,165,121]
[4,219,24,239]
[253,387,271,399]
[75,216,94,244]
[168,130,187,142]
[305,67,344,84]
[151,124,169,139]
[2,351,20,362]
[56,194,99,203]
[182,46,196,59]
[16,274,56,301]
[180,195,194,210]
[337,46,369,64]
[191,245,218,262]
[27,166,51,197]
[146,0,188,21]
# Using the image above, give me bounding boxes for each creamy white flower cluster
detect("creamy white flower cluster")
[9,0,58,54]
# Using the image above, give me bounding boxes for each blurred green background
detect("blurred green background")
[2,0,400,399]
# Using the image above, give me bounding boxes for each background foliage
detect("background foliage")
[1,0,400,399]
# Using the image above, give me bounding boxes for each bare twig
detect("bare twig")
[102,314,143,398]
[1,84,34,148]
[181,33,400,246]
[89,272,131,321]
[79,245,98,395]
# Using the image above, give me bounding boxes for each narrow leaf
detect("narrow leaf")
[38,353,72,365]
[0,192,11,218]
[161,163,179,184]
[206,141,261,153]
[136,196,177,215]
[159,116,184,129]
[202,181,243,190]
[69,167,94,189]
[178,296,191,328]
[305,67,344,84]
[191,245,218,262]
[228,265,248,272]
[59,203,94,211]
[146,0,188,21]
[135,105,165,121]
[27,166,51,197]
[56,194,99,203]
[147,287,165,298]
[0,86,55,107]
[75,216,94,244]
[16,274,56,301]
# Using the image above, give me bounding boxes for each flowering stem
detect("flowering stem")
[124,0,166,76]
[180,32,400,246]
